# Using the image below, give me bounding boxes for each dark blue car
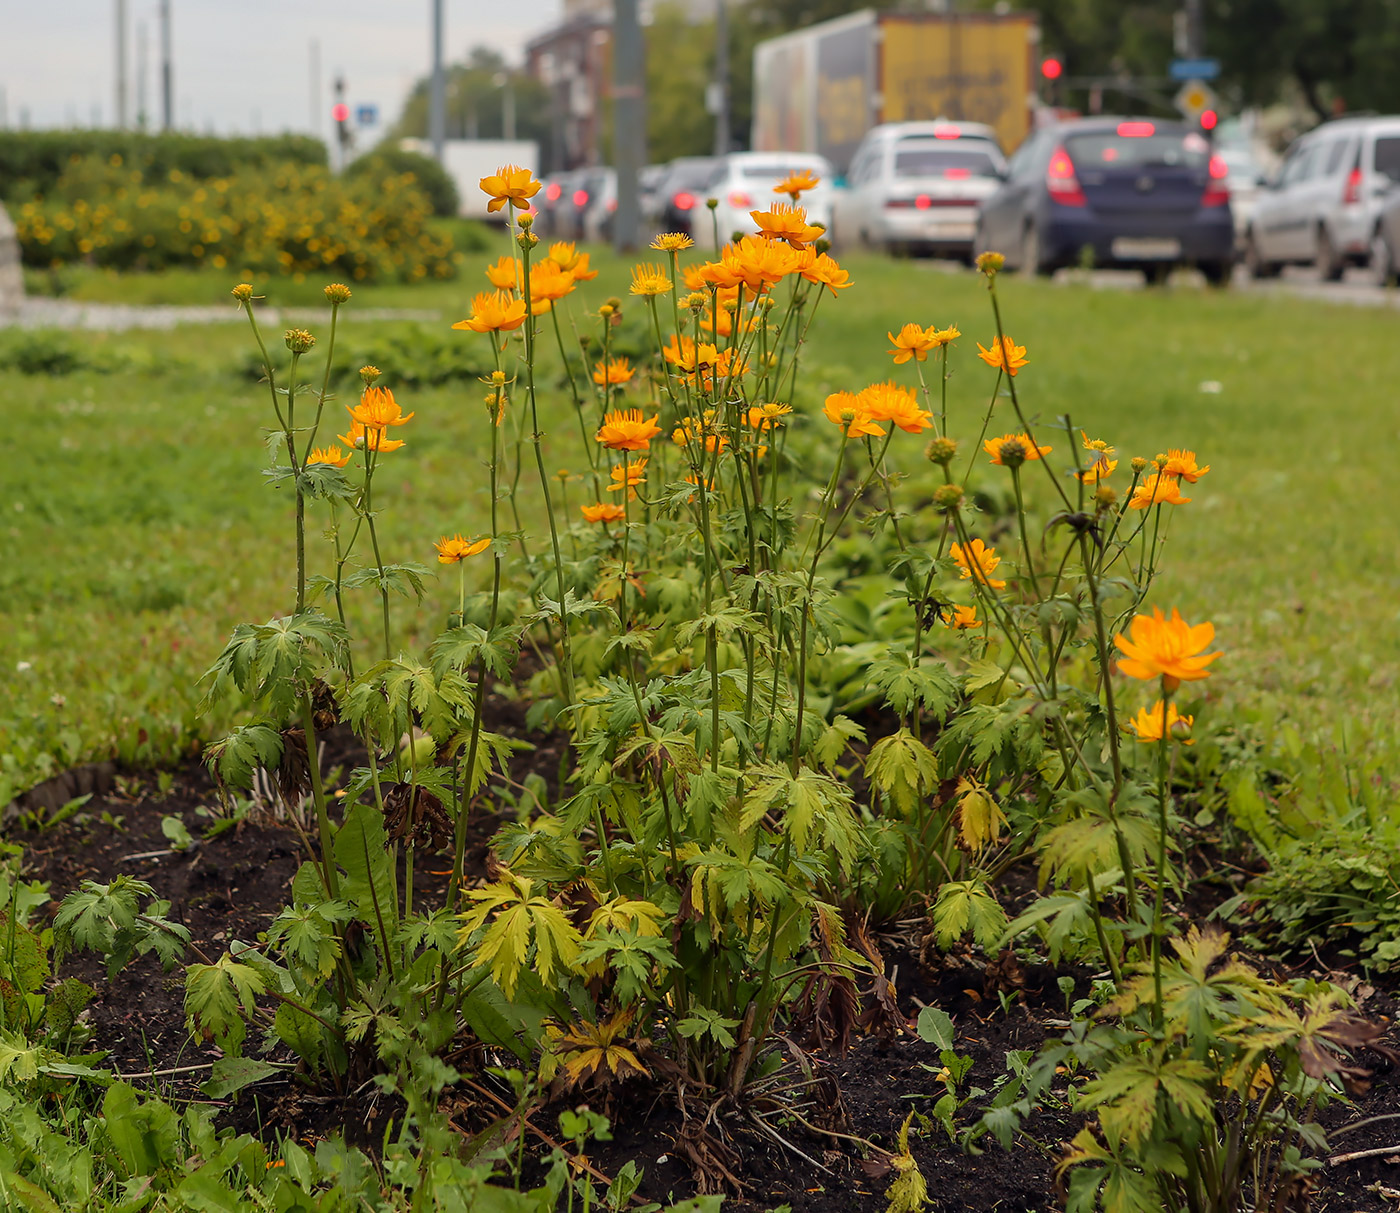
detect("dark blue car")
[973,117,1235,284]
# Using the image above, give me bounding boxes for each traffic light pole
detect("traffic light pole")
[613,0,644,251]
[430,0,445,162]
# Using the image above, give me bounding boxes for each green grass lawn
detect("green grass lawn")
[3,251,1397,803]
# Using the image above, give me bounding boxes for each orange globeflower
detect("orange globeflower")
[860,382,932,433]
[747,402,792,429]
[948,604,983,630]
[794,249,853,293]
[434,534,491,563]
[928,324,960,347]
[651,233,696,252]
[976,335,1029,376]
[597,409,662,451]
[485,256,519,290]
[1079,458,1118,483]
[306,445,351,469]
[773,169,820,202]
[1114,607,1220,691]
[581,502,627,523]
[983,432,1051,465]
[530,259,576,304]
[548,241,580,270]
[888,323,938,364]
[607,458,649,498]
[570,252,599,282]
[1127,700,1194,744]
[453,291,528,334]
[749,203,825,248]
[1161,448,1210,483]
[593,357,635,387]
[338,420,405,453]
[1129,472,1191,509]
[629,263,673,296]
[724,235,801,291]
[823,391,885,438]
[950,539,1006,590]
[348,385,415,431]
[480,164,541,213]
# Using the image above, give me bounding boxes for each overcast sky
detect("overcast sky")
[1,0,563,137]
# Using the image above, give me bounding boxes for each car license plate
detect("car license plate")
[931,223,975,239]
[1111,237,1181,260]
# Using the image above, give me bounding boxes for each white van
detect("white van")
[1244,116,1400,279]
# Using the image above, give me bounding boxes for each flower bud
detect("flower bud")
[490,370,507,385]
[996,437,1028,468]
[231,282,254,302]
[284,327,316,353]
[359,364,382,386]
[684,291,708,311]
[815,238,831,255]
[518,212,534,230]
[517,230,539,248]
[933,483,965,512]
[975,251,1005,277]
[1093,484,1117,509]
[1130,456,1149,473]
[323,282,352,304]
[1154,452,1169,470]
[925,436,958,466]
[598,303,615,319]
[706,197,719,210]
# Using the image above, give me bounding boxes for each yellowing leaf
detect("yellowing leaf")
[956,777,1007,853]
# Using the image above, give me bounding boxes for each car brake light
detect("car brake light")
[728,190,752,208]
[572,189,589,207]
[608,198,617,211]
[915,194,932,209]
[1343,166,1362,205]
[1117,121,1155,137]
[545,182,562,201]
[1046,145,1086,206]
[674,191,696,210]
[932,123,961,139]
[944,167,971,179]
[1203,156,1230,206]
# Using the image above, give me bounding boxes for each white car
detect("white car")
[695,152,836,249]
[1245,115,1400,279]
[834,121,1007,258]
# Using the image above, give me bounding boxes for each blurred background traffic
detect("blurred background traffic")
[7,0,1400,298]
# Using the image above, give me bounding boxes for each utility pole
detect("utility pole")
[712,0,729,156]
[159,0,173,130]
[309,39,321,139]
[136,21,148,128]
[1185,0,1204,57]
[613,0,644,250]
[115,0,129,128]
[430,0,446,160]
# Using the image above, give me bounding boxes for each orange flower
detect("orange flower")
[672,416,729,454]
[548,241,580,270]
[947,604,983,630]
[485,256,519,290]
[888,323,937,364]
[823,391,885,438]
[1127,700,1194,744]
[1129,473,1191,509]
[479,164,541,213]
[1114,606,1221,691]
[976,335,1029,376]
[453,291,528,333]
[719,235,801,291]
[306,445,351,468]
[747,402,792,429]
[773,169,820,201]
[950,539,1006,590]
[434,534,491,563]
[597,409,662,451]
[593,357,635,387]
[983,432,1051,465]
[859,382,932,433]
[581,502,626,523]
[795,250,853,293]
[629,263,672,296]
[651,233,695,252]
[348,385,415,431]
[1079,458,1118,483]
[1160,448,1210,483]
[338,421,405,453]
[927,324,960,346]
[607,458,649,498]
[530,259,576,304]
[749,202,824,249]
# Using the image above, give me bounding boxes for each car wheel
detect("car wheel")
[1243,231,1279,280]
[1315,226,1344,281]
[1021,224,1048,276]
[1371,229,1395,287]
[1199,260,1232,288]
[1142,263,1172,287]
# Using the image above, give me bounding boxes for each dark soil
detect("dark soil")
[13,752,1400,1213]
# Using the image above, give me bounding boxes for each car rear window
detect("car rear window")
[1374,137,1400,180]
[893,144,1002,178]
[1065,128,1209,169]
[739,162,823,180]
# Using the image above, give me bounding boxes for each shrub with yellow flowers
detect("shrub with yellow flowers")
[179,166,1379,1211]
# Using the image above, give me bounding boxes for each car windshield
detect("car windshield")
[1374,136,1400,180]
[739,162,824,181]
[893,144,1002,178]
[668,161,718,190]
[1065,128,1208,169]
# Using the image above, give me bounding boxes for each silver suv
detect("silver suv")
[1244,115,1400,279]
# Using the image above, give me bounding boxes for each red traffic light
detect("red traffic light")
[1041,57,1063,81]
[331,102,350,123]
[1199,108,1218,131]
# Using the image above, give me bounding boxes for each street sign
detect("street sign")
[355,104,378,127]
[1170,58,1220,82]
[1174,79,1217,120]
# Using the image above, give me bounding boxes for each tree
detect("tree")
[389,46,552,148]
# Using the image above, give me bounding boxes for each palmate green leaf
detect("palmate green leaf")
[267,901,352,980]
[866,653,959,719]
[740,763,860,874]
[673,606,761,651]
[459,873,583,999]
[445,728,530,796]
[1039,784,1158,888]
[205,722,283,790]
[864,729,938,817]
[689,850,790,919]
[201,610,349,717]
[375,657,476,742]
[342,561,435,602]
[931,879,1009,950]
[811,714,866,771]
[184,956,266,1057]
[1080,1054,1214,1151]
[430,622,522,679]
[297,462,356,501]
